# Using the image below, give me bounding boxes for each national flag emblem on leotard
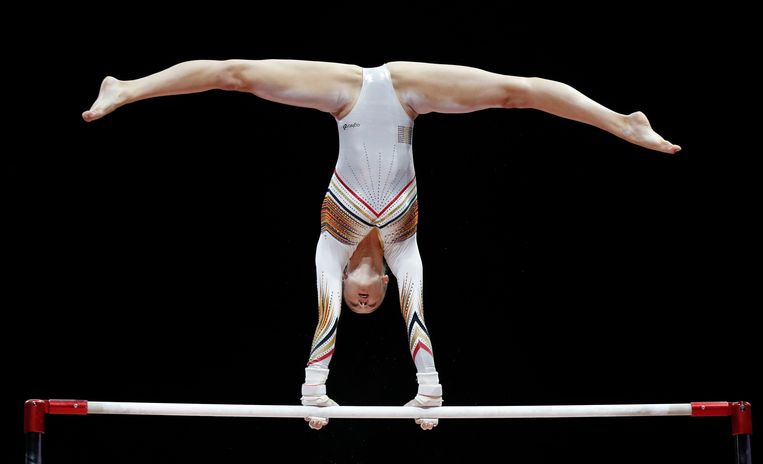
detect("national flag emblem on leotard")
[398,126,413,144]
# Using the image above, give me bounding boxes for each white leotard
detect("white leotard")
[308,65,435,375]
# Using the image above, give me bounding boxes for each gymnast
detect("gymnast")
[83,59,680,430]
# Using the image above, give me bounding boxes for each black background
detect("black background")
[5,4,759,463]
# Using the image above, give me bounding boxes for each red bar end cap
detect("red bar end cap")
[731,401,752,435]
[24,400,49,433]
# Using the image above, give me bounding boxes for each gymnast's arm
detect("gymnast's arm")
[386,61,680,154]
[82,59,362,121]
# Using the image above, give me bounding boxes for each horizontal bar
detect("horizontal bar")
[87,402,693,419]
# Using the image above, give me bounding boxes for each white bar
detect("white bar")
[88,402,692,419]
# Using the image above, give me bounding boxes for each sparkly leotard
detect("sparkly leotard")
[308,64,435,374]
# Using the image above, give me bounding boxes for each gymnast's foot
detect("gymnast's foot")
[82,76,127,122]
[622,111,681,154]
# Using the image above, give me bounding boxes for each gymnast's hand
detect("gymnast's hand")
[405,395,442,430]
[300,367,338,430]
[405,372,443,430]
[302,395,339,430]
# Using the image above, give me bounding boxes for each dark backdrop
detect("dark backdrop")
[5,4,758,463]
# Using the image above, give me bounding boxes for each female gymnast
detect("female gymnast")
[84,59,680,430]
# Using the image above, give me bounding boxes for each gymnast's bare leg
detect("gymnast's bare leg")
[83,60,679,154]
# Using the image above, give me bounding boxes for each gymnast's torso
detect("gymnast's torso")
[320,64,419,247]
[311,64,434,375]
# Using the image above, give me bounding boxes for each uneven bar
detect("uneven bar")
[25,400,752,464]
[87,402,693,419]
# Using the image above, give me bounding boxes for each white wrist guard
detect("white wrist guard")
[413,372,443,406]
[301,393,335,406]
[301,384,326,397]
[301,367,332,406]
[304,367,330,385]
[416,372,442,396]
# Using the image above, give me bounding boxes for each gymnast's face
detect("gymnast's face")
[343,268,390,314]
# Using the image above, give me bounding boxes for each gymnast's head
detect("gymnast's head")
[343,262,389,314]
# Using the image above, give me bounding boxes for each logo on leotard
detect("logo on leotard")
[342,122,361,130]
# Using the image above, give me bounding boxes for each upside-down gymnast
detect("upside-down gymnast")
[83,59,680,430]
